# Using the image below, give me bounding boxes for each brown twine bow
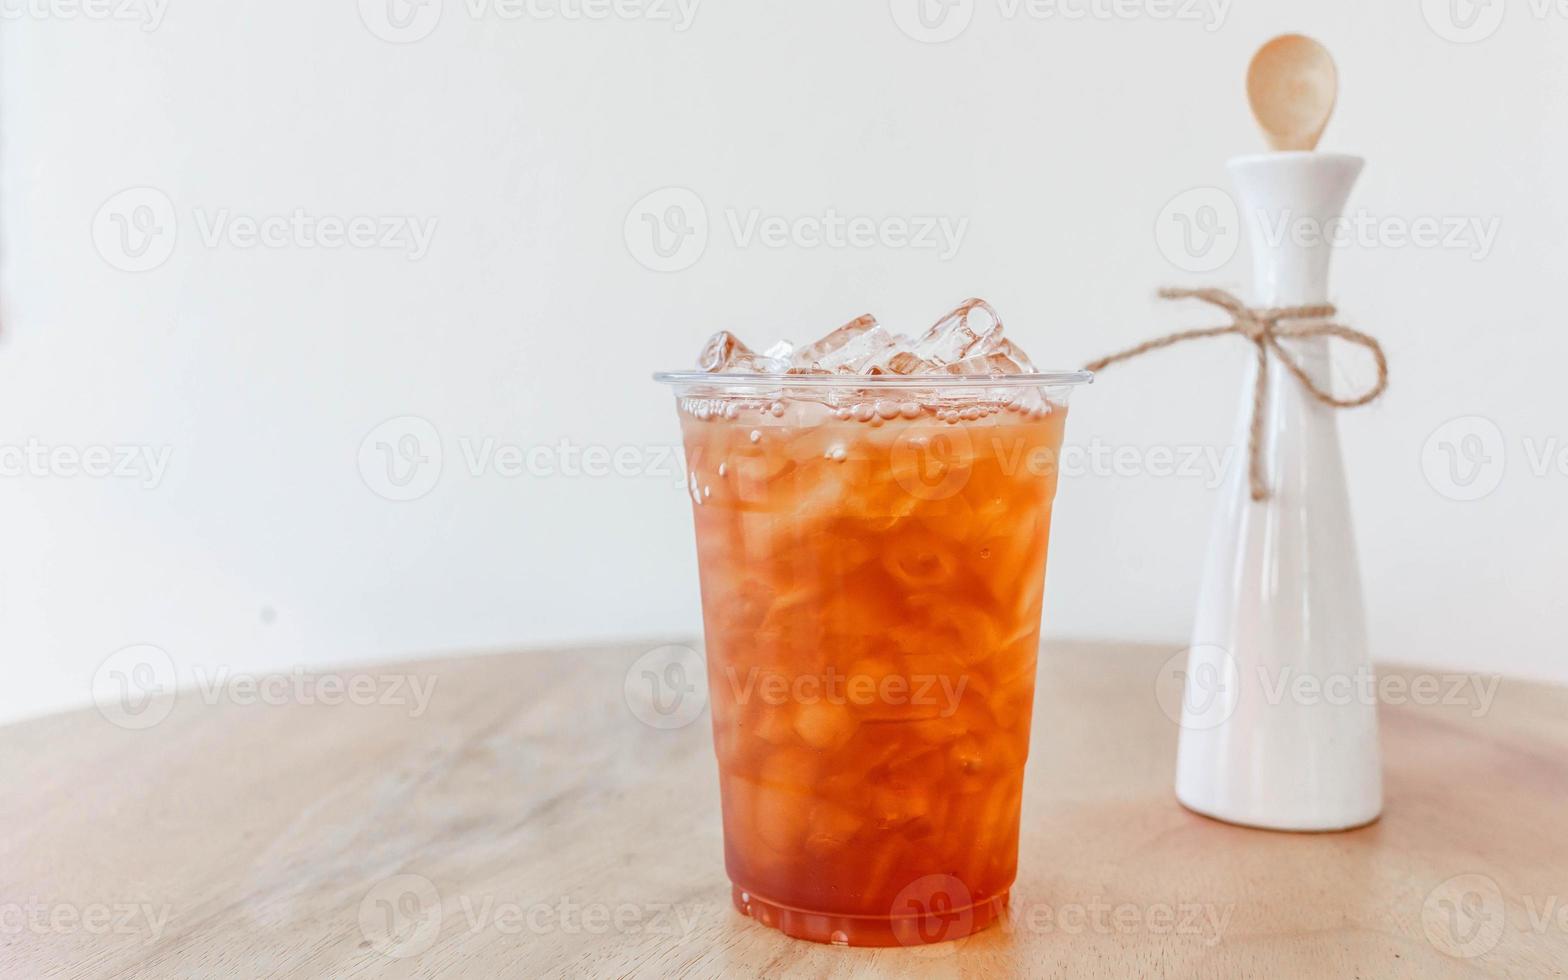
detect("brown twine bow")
[1086,287,1389,502]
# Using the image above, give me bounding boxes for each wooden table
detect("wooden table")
[3,642,1565,978]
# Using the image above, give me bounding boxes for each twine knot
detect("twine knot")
[1234,309,1269,343]
[1086,287,1389,502]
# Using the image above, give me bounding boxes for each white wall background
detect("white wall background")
[3,0,1565,724]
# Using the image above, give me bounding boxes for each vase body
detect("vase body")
[1173,152,1383,832]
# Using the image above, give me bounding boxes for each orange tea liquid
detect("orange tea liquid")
[680,393,1067,946]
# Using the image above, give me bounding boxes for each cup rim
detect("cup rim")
[652,370,1094,389]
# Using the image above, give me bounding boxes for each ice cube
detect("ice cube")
[751,705,795,745]
[911,714,969,744]
[879,348,938,375]
[942,352,1027,376]
[694,332,794,374]
[792,701,859,750]
[949,735,985,776]
[905,594,999,667]
[735,352,792,373]
[752,784,810,854]
[989,338,1037,373]
[911,299,1004,366]
[871,781,931,829]
[792,314,877,370]
[817,324,898,373]
[856,334,938,376]
[759,746,820,786]
[802,802,865,852]
[880,533,957,589]
[699,330,752,372]
[690,300,1040,378]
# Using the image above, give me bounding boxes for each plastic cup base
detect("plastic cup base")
[730,884,1010,947]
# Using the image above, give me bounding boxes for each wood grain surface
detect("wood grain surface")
[2,641,1565,978]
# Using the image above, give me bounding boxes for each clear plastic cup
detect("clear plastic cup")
[655,370,1090,946]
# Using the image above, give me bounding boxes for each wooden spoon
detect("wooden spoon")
[1246,34,1338,152]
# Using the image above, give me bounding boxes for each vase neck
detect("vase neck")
[1227,153,1364,308]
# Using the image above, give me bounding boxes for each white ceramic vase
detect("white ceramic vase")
[1173,152,1383,832]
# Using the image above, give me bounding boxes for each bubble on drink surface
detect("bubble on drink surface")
[694,300,1040,378]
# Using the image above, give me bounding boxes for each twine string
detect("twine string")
[1086,287,1389,502]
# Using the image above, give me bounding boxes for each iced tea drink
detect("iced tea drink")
[658,302,1087,946]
